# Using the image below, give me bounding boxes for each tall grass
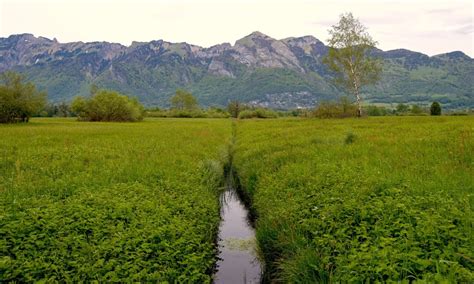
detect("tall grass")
[233,116,473,282]
[2,116,472,282]
[0,118,230,282]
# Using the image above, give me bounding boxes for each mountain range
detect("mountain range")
[1,32,473,109]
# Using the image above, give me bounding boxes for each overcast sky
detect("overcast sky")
[1,0,472,57]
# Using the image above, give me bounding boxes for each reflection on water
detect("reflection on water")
[214,188,262,284]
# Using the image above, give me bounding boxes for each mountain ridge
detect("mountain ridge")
[1,32,473,109]
[4,32,471,58]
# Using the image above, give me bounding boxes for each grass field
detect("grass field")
[1,116,473,282]
[0,118,230,282]
[233,116,473,282]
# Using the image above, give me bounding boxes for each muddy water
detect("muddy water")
[214,184,262,283]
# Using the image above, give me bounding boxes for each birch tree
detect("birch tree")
[323,13,382,117]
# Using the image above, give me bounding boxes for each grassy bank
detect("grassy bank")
[0,118,230,282]
[232,116,473,282]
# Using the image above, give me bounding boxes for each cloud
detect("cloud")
[427,8,454,14]
[452,24,473,35]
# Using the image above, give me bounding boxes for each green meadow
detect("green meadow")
[233,116,473,282]
[1,116,473,282]
[0,118,230,282]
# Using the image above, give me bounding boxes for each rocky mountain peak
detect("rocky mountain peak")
[434,51,472,61]
[0,33,472,109]
[283,35,321,45]
[282,35,326,56]
[232,31,302,70]
[234,31,275,47]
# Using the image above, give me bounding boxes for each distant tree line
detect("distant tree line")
[302,97,448,118]
[0,71,465,124]
[146,89,229,118]
[39,102,73,117]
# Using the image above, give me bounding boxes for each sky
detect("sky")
[1,0,473,57]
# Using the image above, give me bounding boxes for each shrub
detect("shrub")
[145,108,229,118]
[0,71,46,123]
[395,103,410,114]
[312,97,357,118]
[204,107,230,118]
[71,89,144,122]
[430,101,442,116]
[170,89,198,111]
[167,109,206,118]
[365,105,388,116]
[238,108,278,119]
[410,104,425,115]
[344,132,356,144]
[227,101,247,118]
[448,112,468,116]
[39,102,72,117]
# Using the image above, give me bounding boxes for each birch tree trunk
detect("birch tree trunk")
[355,89,362,117]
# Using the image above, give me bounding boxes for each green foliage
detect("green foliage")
[431,101,442,116]
[238,108,278,119]
[344,132,356,144]
[410,104,425,115]
[39,102,72,117]
[0,118,230,281]
[227,101,244,118]
[323,13,382,116]
[312,97,358,118]
[232,117,474,282]
[0,71,46,123]
[170,89,198,111]
[145,108,230,118]
[71,89,144,122]
[2,116,472,282]
[396,103,410,114]
[365,105,388,116]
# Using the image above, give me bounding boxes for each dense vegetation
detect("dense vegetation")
[431,101,442,116]
[0,71,46,123]
[238,108,278,119]
[232,117,473,282]
[170,89,199,111]
[1,116,472,282]
[0,118,230,281]
[311,97,358,118]
[71,89,144,122]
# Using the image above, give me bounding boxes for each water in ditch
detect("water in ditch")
[214,177,262,283]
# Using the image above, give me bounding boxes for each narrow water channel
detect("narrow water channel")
[214,176,262,283]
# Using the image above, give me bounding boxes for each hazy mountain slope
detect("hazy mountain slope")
[1,32,472,108]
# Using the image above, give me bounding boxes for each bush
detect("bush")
[410,104,425,115]
[395,103,410,114]
[312,97,357,118]
[344,132,356,144]
[145,108,230,118]
[365,105,388,116]
[430,101,442,116]
[204,107,231,118]
[227,101,247,118]
[448,112,468,116]
[39,102,72,117]
[170,89,198,111]
[71,89,144,122]
[0,71,46,123]
[238,108,278,119]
